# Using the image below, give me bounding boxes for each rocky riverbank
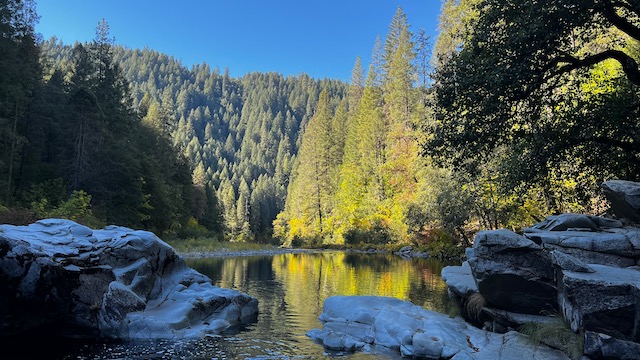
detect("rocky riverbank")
[0,219,258,340]
[179,245,431,260]
[308,180,640,359]
[179,247,323,258]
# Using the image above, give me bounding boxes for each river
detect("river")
[21,251,460,359]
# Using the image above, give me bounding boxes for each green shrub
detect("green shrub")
[0,207,36,225]
[176,217,208,239]
[418,228,464,259]
[343,225,391,246]
[36,190,103,228]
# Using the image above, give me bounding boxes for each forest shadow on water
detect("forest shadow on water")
[5,252,460,359]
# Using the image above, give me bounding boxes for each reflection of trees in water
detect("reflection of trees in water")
[187,253,459,345]
[186,258,225,282]
[187,256,293,341]
[342,252,393,271]
[407,258,462,315]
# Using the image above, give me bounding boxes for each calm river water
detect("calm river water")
[22,251,459,359]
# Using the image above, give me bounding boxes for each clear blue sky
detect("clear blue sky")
[35,0,443,82]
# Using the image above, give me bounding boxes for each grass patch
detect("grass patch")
[464,292,487,321]
[166,237,279,254]
[519,318,583,360]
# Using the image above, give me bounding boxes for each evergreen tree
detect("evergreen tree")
[0,0,40,203]
[347,56,364,111]
[282,89,336,238]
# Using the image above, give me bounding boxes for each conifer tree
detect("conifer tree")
[347,57,364,111]
[283,89,335,237]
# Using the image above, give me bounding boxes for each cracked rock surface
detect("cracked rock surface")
[307,296,569,359]
[0,218,258,339]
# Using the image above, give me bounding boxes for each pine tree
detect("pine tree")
[236,178,251,241]
[384,7,409,75]
[347,57,364,111]
[282,89,335,237]
[0,0,40,202]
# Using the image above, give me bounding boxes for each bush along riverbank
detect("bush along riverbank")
[307,180,640,359]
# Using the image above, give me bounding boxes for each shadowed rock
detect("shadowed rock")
[467,230,557,315]
[602,180,640,224]
[0,219,258,339]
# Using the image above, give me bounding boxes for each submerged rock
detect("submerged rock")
[0,219,258,339]
[307,296,570,359]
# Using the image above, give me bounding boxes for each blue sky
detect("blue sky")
[35,1,443,82]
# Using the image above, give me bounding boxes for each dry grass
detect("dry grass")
[464,292,487,320]
[519,317,583,360]
[167,237,278,254]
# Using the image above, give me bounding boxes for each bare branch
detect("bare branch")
[611,0,640,18]
[554,50,640,85]
[601,1,640,41]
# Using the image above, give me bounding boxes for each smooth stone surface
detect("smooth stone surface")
[441,261,478,298]
[528,213,601,232]
[308,296,570,360]
[602,180,640,224]
[0,219,258,339]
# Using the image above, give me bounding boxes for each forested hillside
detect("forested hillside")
[35,29,346,241]
[0,6,212,236]
[2,0,638,252]
[275,8,439,246]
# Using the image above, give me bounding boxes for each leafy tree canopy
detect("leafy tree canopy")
[428,0,640,194]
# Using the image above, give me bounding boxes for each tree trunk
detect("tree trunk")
[6,102,18,202]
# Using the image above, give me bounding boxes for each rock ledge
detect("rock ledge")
[0,218,258,339]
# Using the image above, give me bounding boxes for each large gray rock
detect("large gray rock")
[602,180,640,224]
[442,211,640,358]
[584,331,640,360]
[441,261,478,298]
[525,221,640,267]
[550,251,595,273]
[557,263,640,342]
[0,219,258,339]
[467,230,557,315]
[481,307,560,330]
[307,296,570,359]
[528,213,622,232]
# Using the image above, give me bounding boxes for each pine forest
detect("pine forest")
[2,0,639,257]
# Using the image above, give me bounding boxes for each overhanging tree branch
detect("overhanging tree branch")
[517,49,640,101]
[610,0,640,18]
[552,50,640,85]
[601,0,640,40]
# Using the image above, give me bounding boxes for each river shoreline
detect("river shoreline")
[178,246,435,259]
[178,247,326,258]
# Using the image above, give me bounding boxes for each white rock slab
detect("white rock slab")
[0,218,258,339]
[308,296,570,359]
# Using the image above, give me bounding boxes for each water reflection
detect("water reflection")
[185,251,459,359]
[31,251,459,359]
